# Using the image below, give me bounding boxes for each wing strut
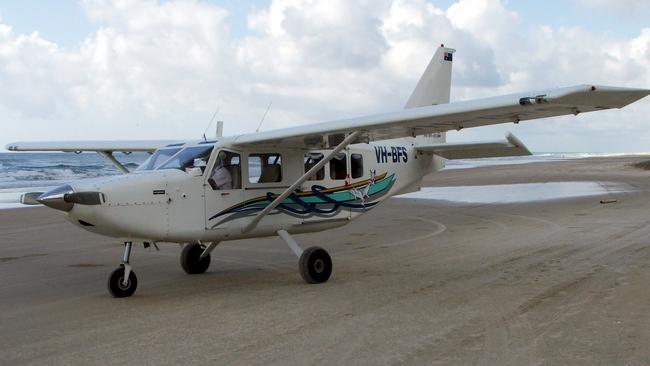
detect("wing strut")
[97,151,129,174]
[242,130,361,234]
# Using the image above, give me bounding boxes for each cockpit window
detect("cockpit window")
[158,146,214,172]
[135,148,181,171]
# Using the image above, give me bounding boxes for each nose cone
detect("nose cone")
[38,184,74,212]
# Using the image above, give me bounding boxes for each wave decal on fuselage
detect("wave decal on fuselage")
[208,172,395,227]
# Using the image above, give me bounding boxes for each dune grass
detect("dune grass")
[632,160,650,170]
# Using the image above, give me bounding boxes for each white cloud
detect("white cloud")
[447,0,518,47]
[576,0,650,15]
[1,0,650,152]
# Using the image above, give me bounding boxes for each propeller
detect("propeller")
[35,184,104,211]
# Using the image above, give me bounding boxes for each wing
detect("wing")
[5,140,183,153]
[4,140,186,173]
[229,85,650,149]
[416,133,531,159]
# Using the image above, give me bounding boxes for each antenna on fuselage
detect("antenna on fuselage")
[256,101,272,133]
[203,106,220,141]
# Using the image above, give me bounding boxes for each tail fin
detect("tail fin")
[404,45,455,108]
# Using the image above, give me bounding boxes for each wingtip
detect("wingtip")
[580,85,650,108]
[623,87,650,103]
[621,86,650,96]
[591,85,650,95]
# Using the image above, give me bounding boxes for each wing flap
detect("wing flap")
[416,133,531,159]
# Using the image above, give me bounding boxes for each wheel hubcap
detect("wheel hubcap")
[314,259,325,273]
[117,277,130,290]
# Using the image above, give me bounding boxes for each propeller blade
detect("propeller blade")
[20,192,44,205]
[63,192,104,205]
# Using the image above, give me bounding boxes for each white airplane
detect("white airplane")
[6,45,650,297]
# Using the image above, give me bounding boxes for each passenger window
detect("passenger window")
[304,153,324,180]
[208,150,241,190]
[351,154,363,179]
[249,154,282,183]
[330,153,347,180]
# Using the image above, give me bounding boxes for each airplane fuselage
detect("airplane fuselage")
[61,138,443,244]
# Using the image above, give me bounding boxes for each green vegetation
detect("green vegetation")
[632,160,650,170]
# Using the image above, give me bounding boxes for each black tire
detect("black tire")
[299,246,332,284]
[181,242,211,274]
[107,266,138,298]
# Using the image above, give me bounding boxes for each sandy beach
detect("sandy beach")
[2,155,650,365]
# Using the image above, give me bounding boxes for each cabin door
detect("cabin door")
[204,149,244,236]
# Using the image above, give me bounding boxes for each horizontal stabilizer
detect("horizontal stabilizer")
[416,133,531,159]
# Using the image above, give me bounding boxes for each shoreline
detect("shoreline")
[3,155,649,210]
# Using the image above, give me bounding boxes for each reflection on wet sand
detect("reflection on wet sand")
[397,181,631,203]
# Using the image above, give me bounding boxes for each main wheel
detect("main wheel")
[107,266,138,298]
[181,242,211,274]
[299,246,332,284]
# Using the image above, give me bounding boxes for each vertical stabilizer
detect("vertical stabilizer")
[404,45,455,108]
[407,45,454,171]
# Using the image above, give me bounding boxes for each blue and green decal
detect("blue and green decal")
[209,172,395,227]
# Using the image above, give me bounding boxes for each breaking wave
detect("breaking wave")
[0,152,148,192]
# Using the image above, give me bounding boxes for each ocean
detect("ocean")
[0,152,641,209]
[0,152,148,209]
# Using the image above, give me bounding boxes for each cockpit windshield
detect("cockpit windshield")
[135,147,182,171]
[158,146,214,172]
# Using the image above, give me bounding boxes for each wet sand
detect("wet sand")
[1,156,650,365]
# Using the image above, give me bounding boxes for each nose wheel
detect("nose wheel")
[107,265,138,297]
[107,242,138,297]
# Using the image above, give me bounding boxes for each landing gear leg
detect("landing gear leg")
[180,241,215,274]
[107,242,138,298]
[277,229,332,284]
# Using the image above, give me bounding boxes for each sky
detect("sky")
[1,0,650,152]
